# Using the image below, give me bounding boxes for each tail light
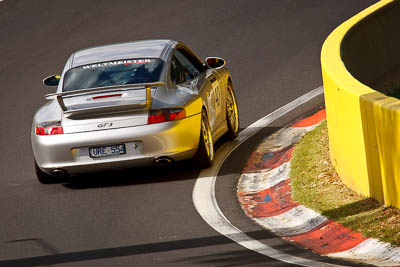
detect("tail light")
[148,109,186,124]
[35,121,64,135]
[92,94,122,100]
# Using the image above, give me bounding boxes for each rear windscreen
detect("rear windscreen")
[63,58,163,92]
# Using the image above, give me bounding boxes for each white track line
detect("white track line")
[192,86,347,267]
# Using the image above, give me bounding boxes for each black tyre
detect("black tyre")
[193,110,214,168]
[225,81,239,140]
[34,161,55,184]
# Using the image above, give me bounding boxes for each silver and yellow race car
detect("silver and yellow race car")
[31,39,239,183]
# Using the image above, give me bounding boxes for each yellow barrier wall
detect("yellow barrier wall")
[321,0,400,207]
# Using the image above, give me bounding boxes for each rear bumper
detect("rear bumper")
[32,114,201,175]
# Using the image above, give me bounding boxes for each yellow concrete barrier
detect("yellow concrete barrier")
[321,0,400,207]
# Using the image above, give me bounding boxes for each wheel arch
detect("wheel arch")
[201,103,210,123]
[227,75,233,85]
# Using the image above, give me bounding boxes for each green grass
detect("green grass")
[290,121,400,246]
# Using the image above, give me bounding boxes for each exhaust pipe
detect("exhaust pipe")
[153,157,173,167]
[50,169,68,176]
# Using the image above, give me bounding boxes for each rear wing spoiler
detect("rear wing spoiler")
[44,82,165,114]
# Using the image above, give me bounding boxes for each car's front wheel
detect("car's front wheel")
[193,110,214,168]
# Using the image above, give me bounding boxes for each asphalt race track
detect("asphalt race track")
[0,1,376,266]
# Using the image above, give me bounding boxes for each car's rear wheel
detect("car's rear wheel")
[225,81,239,140]
[193,110,214,168]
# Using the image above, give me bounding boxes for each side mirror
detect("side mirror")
[43,74,61,87]
[205,57,225,69]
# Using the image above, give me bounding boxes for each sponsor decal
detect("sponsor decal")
[83,59,152,69]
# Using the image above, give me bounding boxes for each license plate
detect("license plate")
[89,144,126,158]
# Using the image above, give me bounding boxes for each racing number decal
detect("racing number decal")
[207,73,222,111]
[212,83,221,107]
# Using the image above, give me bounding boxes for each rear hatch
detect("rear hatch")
[62,110,148,134]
